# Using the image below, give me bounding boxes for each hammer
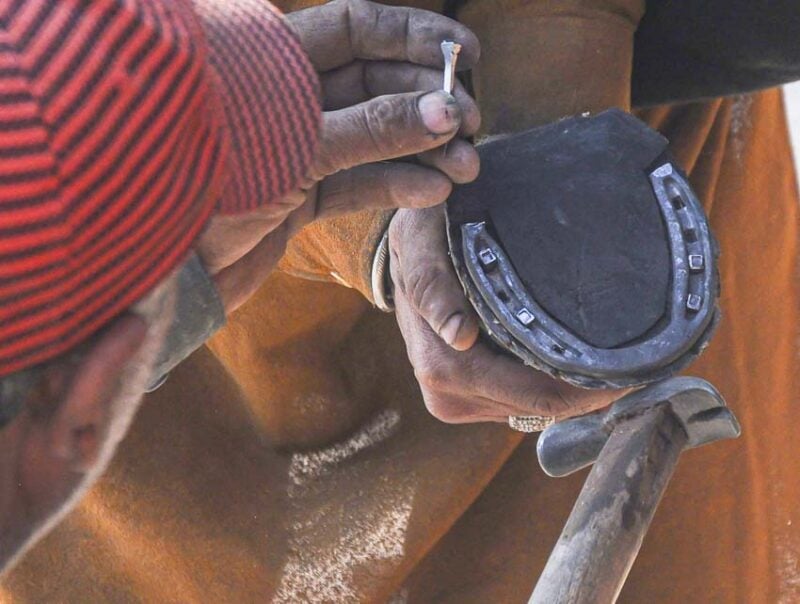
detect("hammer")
[529,377,740,603]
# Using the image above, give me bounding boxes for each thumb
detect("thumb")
[388,206,480,351]
[311,90,461,179]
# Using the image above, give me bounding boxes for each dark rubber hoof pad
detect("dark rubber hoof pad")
[446,109,720,389]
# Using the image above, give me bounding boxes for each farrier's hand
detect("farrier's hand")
[197,0,481,313]
[389,206,624,424]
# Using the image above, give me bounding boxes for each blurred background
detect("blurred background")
[784,82,800,186]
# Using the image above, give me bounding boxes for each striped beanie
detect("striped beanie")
[0,0,321,377]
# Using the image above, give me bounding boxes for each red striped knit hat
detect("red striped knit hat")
[0,0,321,377]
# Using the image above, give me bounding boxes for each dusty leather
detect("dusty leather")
[3,2,800,603]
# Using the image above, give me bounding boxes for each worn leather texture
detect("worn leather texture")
[2,1,799,603]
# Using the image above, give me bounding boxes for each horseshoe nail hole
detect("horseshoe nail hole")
[497,290,510,303]
[552,344,565,354]
[671,195,685,209]
[684,228,698,243]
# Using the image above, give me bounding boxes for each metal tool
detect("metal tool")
[441,40,461,93]
[529,377,740,603]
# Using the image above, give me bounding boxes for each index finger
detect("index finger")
[286,0,480,73]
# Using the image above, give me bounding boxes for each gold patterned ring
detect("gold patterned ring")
[508,415,556,433]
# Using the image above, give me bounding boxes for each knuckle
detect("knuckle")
[314,120,348,177]
[362,99,409,156]
[343,0,377,49]
[403,263,449,315]
[318,170,354,216]
[348,0,374,22]
[528,384,592,419]
[548,387,574,416]
[422,395,462,424]
[339,0,370,24]
[414,362,451,393]
[525,386,563,417]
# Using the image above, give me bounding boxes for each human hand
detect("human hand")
[196,0,481,313]
[388,206,625,424]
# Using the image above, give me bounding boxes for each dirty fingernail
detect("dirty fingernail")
[419,91,461,134]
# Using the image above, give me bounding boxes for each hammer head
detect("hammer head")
[537,376,741,477]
